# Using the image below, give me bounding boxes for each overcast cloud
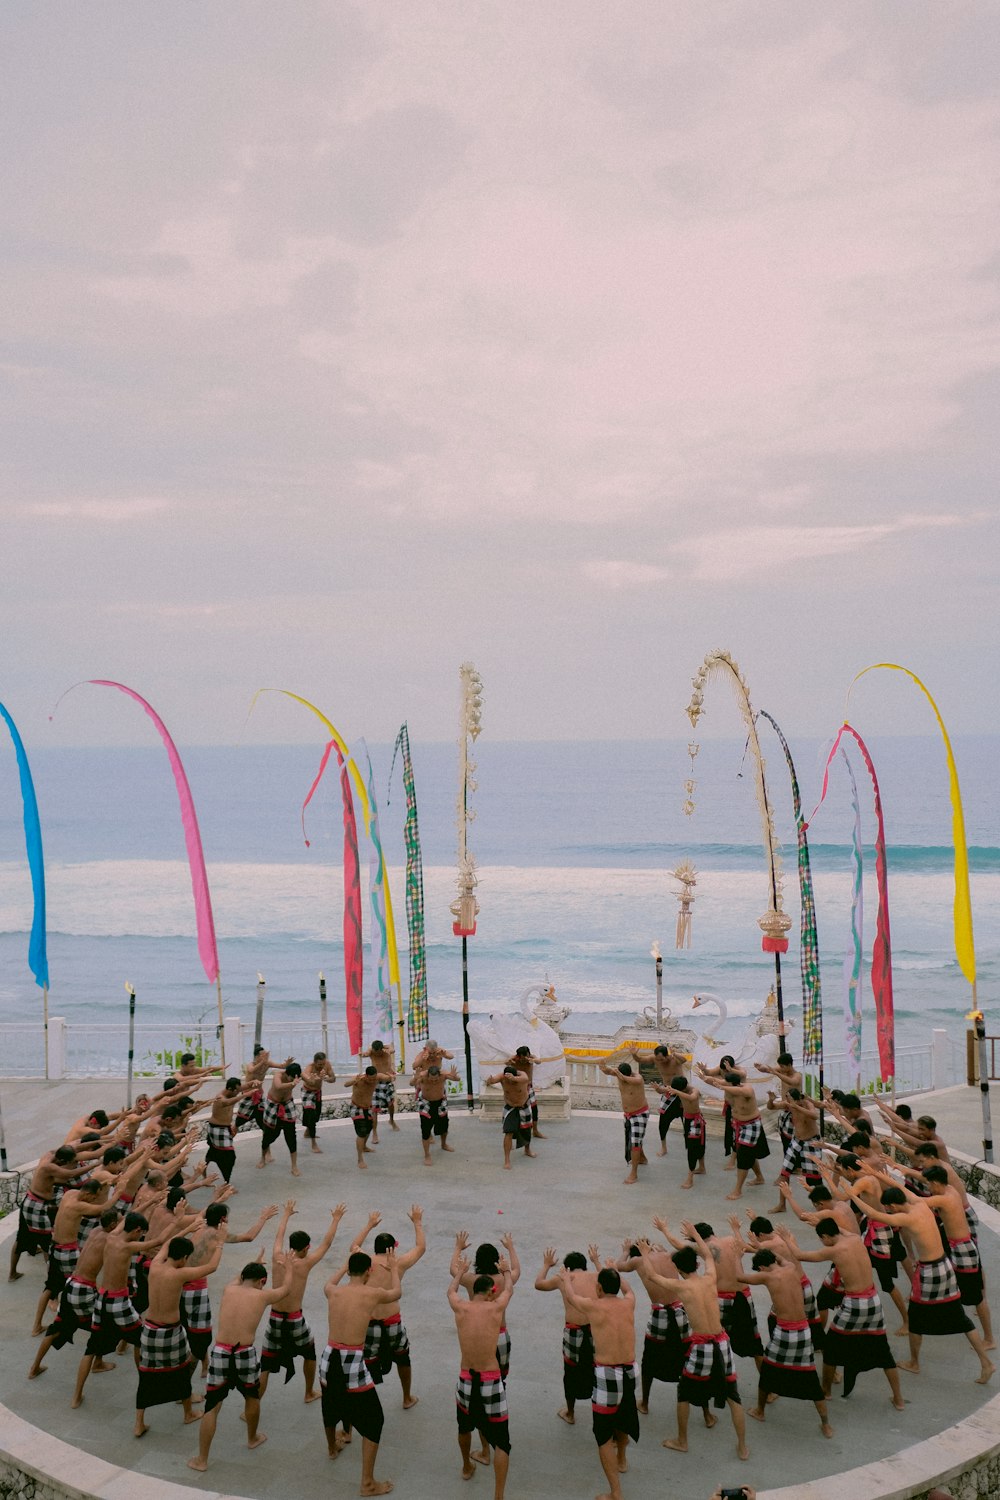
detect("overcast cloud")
[2,1,998,746]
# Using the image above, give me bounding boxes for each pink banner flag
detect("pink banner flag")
[52,680,219,985]
[300,740,364,1055]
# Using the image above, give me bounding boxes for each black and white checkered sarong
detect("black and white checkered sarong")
[206,1122,233,1152]
[623,1108,649,1155]
[319,1342,374,1393]
[261,1096,297,1128]
[205,1341,260,1409]
[373,1079,395,1110]
[780,1135,822,1177]
[457,1367,508,1422]
[677,1333,740,1409]
[562,1323,593,1364]
[138,1318,191,1372]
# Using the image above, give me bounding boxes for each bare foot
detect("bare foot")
[893,1326,909,1338]
[28,1363,46,1379]
[976,1363,995,1384]
[441,1142,455,1152]
[680,1180,692,1189]
[30,1325,44,1337]
[524,1149,537,1158]
[472,1450,489,1465]
[896,1361,920,1374]
[390,1122,400,1131]
[748,1407,765,1422]
[402,1396,419,1409]
[703,1411,717,1429]
[558,1407,575,1424]
[248,1433,267,1449]
[617,1454,628,1473]
[134,1422,149,1438]
[360,1482,393,1496]
[462,1463,476,1479]
[256,1160,267,1170]
[358,1160,368,1170]
[985,1339,997,1352]
[184,1410,203,1424]
[9,1271,23,1282]
[662,1437,687,1452]
[738,1442,750,1460]
[635,1402,647,1415]
[305,1390,321,1403]
[766,1391,778,1404]
[821,1421,834,1437]
[327,1443,343,1459]
[534,1131,547,1139]
[657,1146,668,1157]
[290,1167,301,1178]
[93,1359,116,1374]
[70,1395,83,1409]
[187,1457,208,1471]
[503,1162,512,1171]
[623,1174,638,1185]
[726,1191,742,1201]
[423,1158,432,1167]
[311,1144,323,1154]
[892,1397,906,1411]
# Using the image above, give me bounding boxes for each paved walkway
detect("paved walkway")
[2,1098,999,1500]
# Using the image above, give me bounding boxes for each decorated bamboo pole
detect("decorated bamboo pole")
[125,982,136,1108]
[451,663,483,1111]
[319,972,329,1058]
[684,652,790,1036]
[254,973,266,1050]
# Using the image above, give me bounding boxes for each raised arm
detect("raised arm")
[307,1203,348,1268]
[350,1210,381,1256]
[398,1205,426,1270]
[500,1232,521,1285]
[534,1246,560,1291]
[448,1259,469,1312]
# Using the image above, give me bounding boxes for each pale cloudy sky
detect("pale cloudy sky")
[2,1,999,745]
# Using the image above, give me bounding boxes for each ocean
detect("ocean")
[1,736,998,1067]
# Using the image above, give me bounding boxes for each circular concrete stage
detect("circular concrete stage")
[3,1109,1000,1500]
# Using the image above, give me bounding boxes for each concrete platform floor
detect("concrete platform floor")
[2,1106,999,1500]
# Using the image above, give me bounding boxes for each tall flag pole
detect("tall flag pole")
[684,651,790,1036]
[389,723,429,1045]
[806,724,895,1088]
[51,680,223,1066]
[452,663,483,1111]
[759,710,824,1107]
[847,663,988,1158]
[0,701,49,1077]
[125,982,137,1108]
[358,741,396,1053]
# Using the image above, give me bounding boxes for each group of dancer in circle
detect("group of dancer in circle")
[5,1037,996,1499]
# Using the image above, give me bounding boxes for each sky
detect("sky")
[2,1,999,747]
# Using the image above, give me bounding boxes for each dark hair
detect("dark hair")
[124,1211,148,1233]
[914,1143,940,1160]
[917,1115,937,1131]
[285,1063,302,1079]
[348,1252,371,1277]
[597,1267,620,1295]
[168,1235,194,1260]
[428,1065,441,1077]
[693,1222,713,1240]
[474,1244,500,1272]
[79,1132,100,1145]
[371,1040,385,1052]
[751,1249,778,1270]
[654,1045,669,1057]
[313,1052,327,1063]
[830,1089,845,1103]
[788,1087,802,1102]
[671,1246,698,1274]
[922,1165,949,1187]
[253,1044,265,1056]
[896,1104,913,1122]
[563,1251,587,1271]
[837,1152,862,1173]
[366,1066,378,1077]
[166,1187,187,1211]
[99,1208,121,1230]
[720,1055,736,1069]
[241,1262,267,1281]
[881,1186,906,1207]
[226,1077,241,1090]
[671,1076,688,1092]
[844,1133,870,1153]
[515,1046,530,1057]
[373,1233,397,1254]
[180,1053,195,1065]
[815,1217,840,1239]
[809,1185,833,1204]
[853,1117,874,1137]
[205,1203,229,1227]
[289,1229,311,1252]
[77,1178,102,1196]
[472,1274,495,1297]
[161,1105,182,1122]
[724,1071,742,1087]
[841,1093,861,1111]
[156,1131,176,1149]
[88,1109,110,1128]
[627,1244,641,1259]
[53,1146,77,1166]
[618,1062,632,1076]
[163,1077,178,1090]
[777,1052,794,1067]
[748,1217,773,1236]
[102,1146,126,1166]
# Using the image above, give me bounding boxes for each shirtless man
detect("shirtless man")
[346,1065,395,1170]
[777,1219,904,1406]
[204,1077,256,1184]
[696,1064,768,1199]
[738,1248,833,1437]
[768,1088,822,1213]
[638,1225,749,1462]
[917,1165,994,1348]
[301,1052,336,1153]
[183,1199,279,1375]
[10,1146,92,1279]
[255,1198,345,1400]
[235,1044,275,1132]
[365,1042,398,1141]
[807,1156,908,1334]
[694,1217,763,1365]
[559,1263,639,1499]
[320,1249,400,1494]
[656,1076,706,1189]
[187,1252,293,1471]
[29,1206,120,1380]
[135,1224,227,1436]
[258,1060,303,1176]
[30,1178,112,1335]
[535,1245,600,1424]
[876,1104,951,1163]
[412,1063,458,1163]
[451,1232,520,1379]
[841,1174,994,1383]
[598,1054,650,1185]
[449,1257,514,1499]
[410,1037,454,1079]
[72,1210,165,1408]
[484,1065,536,1170]
[650,1043,689,1154]
[757,1054,802,1155]
[616,1225,703,1420]
[507,1046,546,1140]
[350,1206,425,1407]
